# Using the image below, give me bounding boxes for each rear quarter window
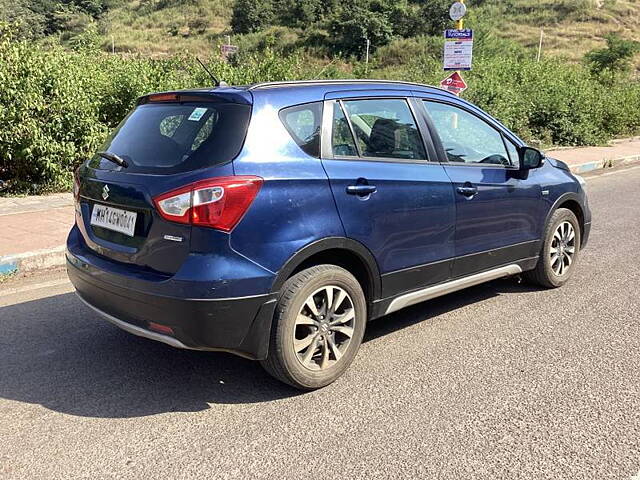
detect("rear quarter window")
[279,102,323,158]
[90,102,251,174]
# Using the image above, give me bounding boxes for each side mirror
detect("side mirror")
[519,147,545,170]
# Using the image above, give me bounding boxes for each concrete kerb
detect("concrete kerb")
[0,246,66,277]
[569,154,640,174]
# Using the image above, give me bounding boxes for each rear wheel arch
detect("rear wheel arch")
[271,238,381,306]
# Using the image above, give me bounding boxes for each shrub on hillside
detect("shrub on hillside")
[585,33,640,76]
[231,0,275,34]
[327,5,393,56]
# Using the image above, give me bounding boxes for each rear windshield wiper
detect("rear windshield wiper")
[98,151,128,168]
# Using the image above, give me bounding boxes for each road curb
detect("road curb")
[0,246,66,277]
[569,154,640,174]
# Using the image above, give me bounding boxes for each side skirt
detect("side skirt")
[371,259,537,318]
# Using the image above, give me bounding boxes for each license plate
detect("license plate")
[90,204,137,237]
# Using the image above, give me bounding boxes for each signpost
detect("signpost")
[439,72,468,95]
[221,36,238,59]
[440,0,472,96]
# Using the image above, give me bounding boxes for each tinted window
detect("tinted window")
[331,102,358,157]
[279,102,322,158]
[91,102,251,174]
[341,99,426,160]
[424,101,511,166]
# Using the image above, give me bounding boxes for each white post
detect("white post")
[226,35,231,46]
[111,35,115,54]
[537,29,544,62]
[365,38,370,68]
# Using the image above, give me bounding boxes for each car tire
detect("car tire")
[525,207,581,288]
[260,265,367,390]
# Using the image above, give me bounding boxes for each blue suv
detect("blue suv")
[67,80,591,389]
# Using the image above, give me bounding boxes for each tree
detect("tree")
[327,5,393,56]
[417,0,451,37]
[0,0,47,39]
[277,0,326,28]
[231,0,275,34]
[585,33,640,75]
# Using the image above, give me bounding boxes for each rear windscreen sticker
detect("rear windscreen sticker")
[188,107,207,121]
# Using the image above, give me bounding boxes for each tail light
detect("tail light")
[153,176,263,232]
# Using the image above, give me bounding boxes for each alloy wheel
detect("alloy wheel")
[293,286,355,371]
[550,221,576,276]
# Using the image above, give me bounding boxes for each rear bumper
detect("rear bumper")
[67,253,277,360]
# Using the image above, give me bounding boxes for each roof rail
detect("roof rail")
[247,79,446,92]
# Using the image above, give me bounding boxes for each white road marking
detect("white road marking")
[0,278,70,298]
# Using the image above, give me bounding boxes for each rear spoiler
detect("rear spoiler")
[137,90,252,106]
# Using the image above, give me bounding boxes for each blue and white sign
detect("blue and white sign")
[443,29,474,71]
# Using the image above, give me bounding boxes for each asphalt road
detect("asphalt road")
[1,167,639,480]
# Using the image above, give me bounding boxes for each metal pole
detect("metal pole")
[456,0,465,30]
[537,29,544,62]
[453,0,466,107]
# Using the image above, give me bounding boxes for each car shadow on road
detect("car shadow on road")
[0,278,540,418]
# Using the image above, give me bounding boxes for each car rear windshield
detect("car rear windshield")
[90,101,251,174]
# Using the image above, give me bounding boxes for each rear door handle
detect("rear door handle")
[456,185,478,197]
[346,185,377,196]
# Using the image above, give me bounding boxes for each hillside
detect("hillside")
[106,0,234,56]
[101,0,640,64]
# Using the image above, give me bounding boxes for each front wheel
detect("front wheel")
[525,208,581,288]
[261,265,367,390]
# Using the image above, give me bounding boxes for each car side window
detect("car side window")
[331,102,358,157]
[279,102,323,158]
[340,99,426,160]
[424,101,512,167]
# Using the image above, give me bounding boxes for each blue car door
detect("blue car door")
[320,91,456,299]
[418,96,543,278]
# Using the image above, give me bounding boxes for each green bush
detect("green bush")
[0,25,312,194]
[0,26,107,193]
[585,33,640,76]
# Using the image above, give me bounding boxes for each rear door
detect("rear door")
[419,97,542,278]
[320,91,456,299]
[76,94,251,274]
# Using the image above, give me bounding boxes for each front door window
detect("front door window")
[424,101,513,167]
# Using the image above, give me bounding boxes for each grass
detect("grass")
[103,0,234,56]
[484,0,640,66]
